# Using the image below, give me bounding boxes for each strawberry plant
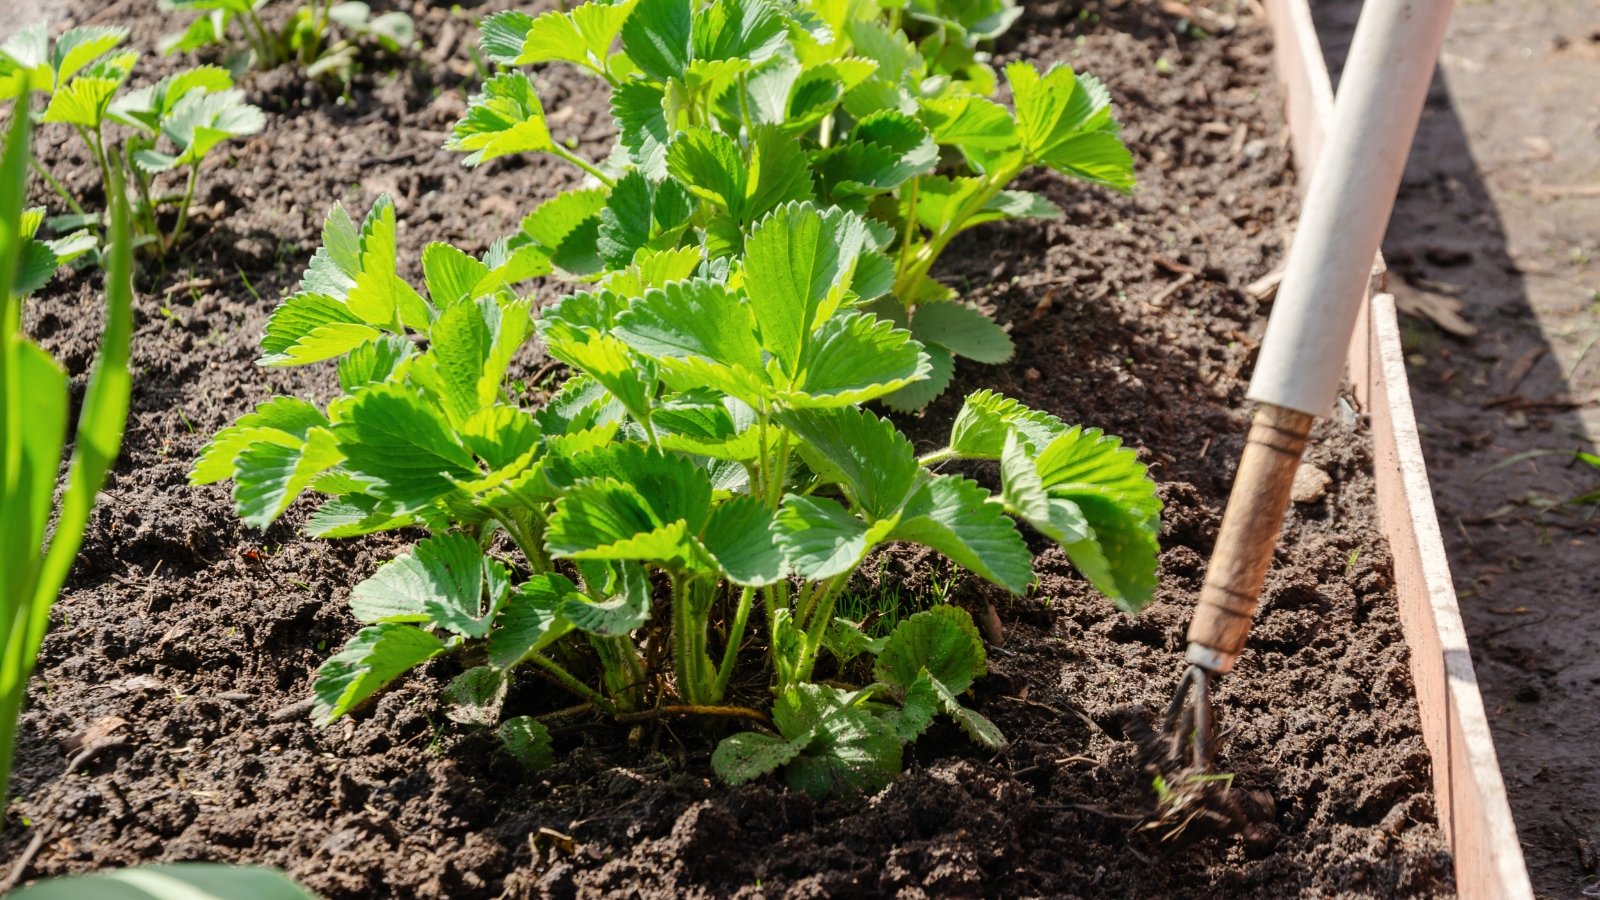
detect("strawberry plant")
[160,0,415,82]
[0,25,265,257]
[195,193,1161,796]
[448,0,1134,407]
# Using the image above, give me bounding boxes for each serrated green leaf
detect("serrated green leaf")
[560,559,651,636]
[333,383,478,511]
[443,665,507,726]
[1005,62,1134,193]
[499,716,556,770]
[312,624,445,723]
[483,1,639,69]
[777,684,902,798]
[489,574,581,667]
[880,343,953,412]
[190,396,330,486]
[613,278,768,402]
[519,187,607,277]
[42,76,123,128]
[344,196,432,332]
[449,71,556,166]
[910,301,1013,364]
[773,494,895,580]
[780,311,930,408]
[693,0,787,64]
[51,25,129,86]
[666,127,747,219]
[620,0,691,82]
[232,427,344,528]
[928,670,1005,749]
[701,495,785,586]
[305,495,415,538]
[422,242,490,307]
[712,730,807,785]
[778,406,920,520]
[892,474,1033,593]
[612,80,670,179]
[349,532,505,638]
[873,605,986,694]
[948,389,1068,459]
[544,332,656,426]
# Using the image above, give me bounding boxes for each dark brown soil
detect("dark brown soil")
[3,1,1455,896]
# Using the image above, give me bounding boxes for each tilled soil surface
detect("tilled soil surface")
[3,1,1455,896]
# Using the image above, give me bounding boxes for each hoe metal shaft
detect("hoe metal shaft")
[1172,0,1456,763]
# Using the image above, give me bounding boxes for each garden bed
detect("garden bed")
[4,0,1459,895]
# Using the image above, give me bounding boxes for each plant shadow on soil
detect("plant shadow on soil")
[3,0,1458,896]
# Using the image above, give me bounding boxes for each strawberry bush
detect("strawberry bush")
[196,189,1161,796]
[448,0,1134,408]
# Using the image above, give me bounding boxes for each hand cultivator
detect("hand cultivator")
[1145,0,1457,837]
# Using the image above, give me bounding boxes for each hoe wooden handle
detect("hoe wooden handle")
[1185,403,1316,673]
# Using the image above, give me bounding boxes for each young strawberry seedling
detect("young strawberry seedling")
[195,193,1161,796]
[449,0,1134,407]
[160,0,415,83]
[0,25,264,257]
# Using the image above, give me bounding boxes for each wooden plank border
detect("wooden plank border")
[1262,1,1533,896]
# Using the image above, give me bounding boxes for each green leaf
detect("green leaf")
[780,311,930,408]
[712,730,807,785]
[232,427,344,528]
[422,242,490,307]
[928,671,1005,749]
[304,496,414,539]
[481,1,638,69]
[1005,62,1134,193]
[948,389,1068,459]
[893,674,939,742]
[51,25,129,85]
[544,332,656,427]
[776,684,902,798]
[190,396,329,486]
[8,864,314,900]
[823,617,884,665]
[498,716,556,770]
[666,127,747,219]
[258,292,381,366]
[693,0,787,64]
[741,203,879,376]
[333,383,478,511]
[815,110,938,197]
[312,624,445,723]
[918,95,1020,173]
[449,71,556,166]
[873,605,987,694]
[518,187,607,276]
[773,494,895,580]
[612,81,670,179]
[344,196,432,332]
[349,532,506,638]
[560,560,652,636]
[701,494,785,586]
[443,665,507,726]
[909,301,1013,364]
[880,343,953,413]
[489,574,581,667]
[613,278,767,402]
[336,336,414,392]
[149,87,264,168]
[778,406,920,520]
[41,76,123,128]
[549,480,700,566]
[620,0,691,82]
[892,474,1033,593]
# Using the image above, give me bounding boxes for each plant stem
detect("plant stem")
[671,572,714,705]
[552,144,615,188]
[29,159,87,218]
[797,576,846,681]
[592,634,647,711]
[612,704,769,726]
[165,165,201,253]
[898,175,921,274]
[528,652,616,714]
[712,585,754,701]
[0,683,21,828]
[246,7,280,67]
[918,447,958,467]
[893,162,1027,300]
[491,510,551,573]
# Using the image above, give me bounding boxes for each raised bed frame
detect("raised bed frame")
[1264,1,1533,895]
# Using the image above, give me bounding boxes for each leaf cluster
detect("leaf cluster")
[449,0,1135,407]
[0,25,265,258]
[160,0,415,82]
[196,192,1161,795]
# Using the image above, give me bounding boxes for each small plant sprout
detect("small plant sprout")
[449,0,1135,408]
[0,25,265,257]
[160,0,416,82]
[195,194,1162,795]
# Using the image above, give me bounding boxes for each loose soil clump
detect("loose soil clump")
[3,0,1455,896]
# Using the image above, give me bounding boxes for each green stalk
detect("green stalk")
[918,447,958,467]
[796,575,846,681]
[893,161,1028,300]
[592,634,647,711]
[165,164,201,252]
[671,573,715,705]
[712,585,755,701]
[528,652,617,714]
[28,159,87,218]
[491,509,551,573]
[246,6,281,67]
[552,144,615,188]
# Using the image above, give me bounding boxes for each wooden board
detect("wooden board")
[1264,1,1534,896]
